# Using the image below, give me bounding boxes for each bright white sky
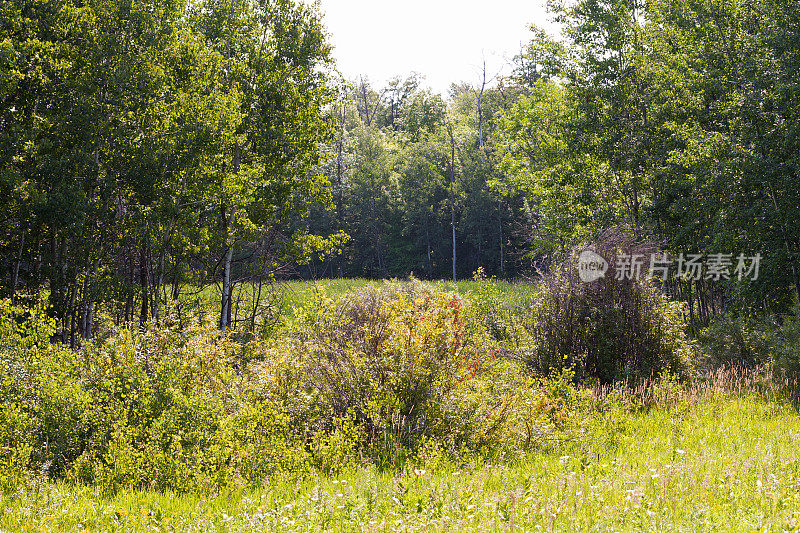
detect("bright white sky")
[310,0,558,96]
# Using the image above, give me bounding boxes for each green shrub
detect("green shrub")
[698,313,779,368]
[483,232,697,383]
[466,268,536,346]
[699,304,800,381]
[0,402,33,492]
[252,279,604,465]
[0,275,694,493]
[0,299,61,490]
[772,306,800,380]
[287,279,468,451]
[0,301,309,493]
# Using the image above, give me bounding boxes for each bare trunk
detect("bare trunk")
[477,61,486,149]
[220,206,236,332]
[220,141,240,332]
[10,231,25,304]
[153,251,165,321]
[139,246,149,327]
[498,199,504,276]
[171,253,181,303]
[125,246,134,323]
[66,272,77,348]
[336,117,344,279]
[425,221,432,278]
[447,123,457,281]
[81,260,99,340]
[33,239,41,296]
[251,276,263,332]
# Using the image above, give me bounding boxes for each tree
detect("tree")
[191,0,339,330]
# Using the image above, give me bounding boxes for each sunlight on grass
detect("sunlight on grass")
[3,393,799,532]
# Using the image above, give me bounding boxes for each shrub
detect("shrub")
[774,308,800,379]
[0,301,309,493]
[495,229,697,383]
[259,279,629,465]
[466,268,536,346]
[698,314,779,368]
[0,402,33,492]
[0,274,691,493]
[289,279,469,452]
[698,303,800,382]
[0,299,61,490]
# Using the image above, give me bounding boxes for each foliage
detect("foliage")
[774,309,800,379]
[700,304,800,378]
[699,314,781,368]
[266,279,474,460]
[0,300,309,493]
[0,276,691,491]
[478,231,697,382]
[0,0,341,340]
[3,379,800,531]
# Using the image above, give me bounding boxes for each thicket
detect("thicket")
[700,306,800,376]
[474,232,697,383]
[0,269,740,494]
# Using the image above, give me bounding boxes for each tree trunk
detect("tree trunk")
[477,61,486,149]
[66,271,77,348]
[251,276,263,332]
[125,245,134,323]
[425,221,432,278]
[498,199,504,276]
[220,141,240,332]
[336,115,345,279]
[447,123,457,281]
[81,258,99,340]
[153,250,165,321]
[139,246,149,327]
[220,206,236,332]
[10,231,25,304]
[171,252,181,303]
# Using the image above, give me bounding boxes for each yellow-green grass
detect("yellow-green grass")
[4,392,799,532]
[174,277,536,323]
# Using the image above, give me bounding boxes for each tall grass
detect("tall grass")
[3,379,799,532]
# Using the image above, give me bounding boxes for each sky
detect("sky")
[310,0,558,96]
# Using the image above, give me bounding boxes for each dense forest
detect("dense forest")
[3,0,799,341]
[305,0,800,312]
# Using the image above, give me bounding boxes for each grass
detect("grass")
[4,391,799,532]
[178,277,536,326]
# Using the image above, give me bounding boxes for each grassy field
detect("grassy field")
[193,277,532,305]
[278,277,534,308]
[3,390,799,532]
[183,277,536,328]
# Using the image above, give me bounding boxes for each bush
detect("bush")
[0,300,60,490]
[279,279,469,455]
[0,302,309,493]
[487,230,697,383]
[257,279,626,466]
[0,276,676,492]
[698,314,779,368]
[698,303,800,382]
[774,308,800,379]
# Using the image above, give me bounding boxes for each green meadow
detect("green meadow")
[3,389,798,532]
